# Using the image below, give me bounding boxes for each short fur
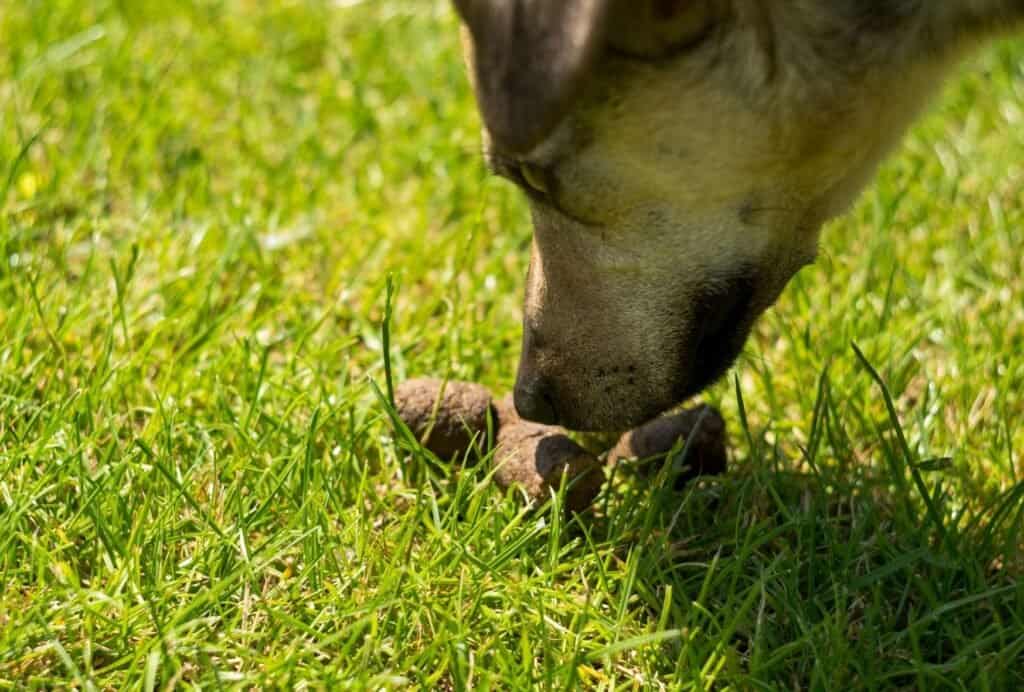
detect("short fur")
[454,0,1024,431]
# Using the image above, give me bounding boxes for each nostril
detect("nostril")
[514,377,559,425]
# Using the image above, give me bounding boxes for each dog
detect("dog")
[452,0,1024,431]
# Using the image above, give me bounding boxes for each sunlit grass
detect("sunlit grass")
[1,1,1022,687]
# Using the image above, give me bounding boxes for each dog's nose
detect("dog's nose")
[513,374,559,425]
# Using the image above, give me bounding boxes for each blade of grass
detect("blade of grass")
[851,341,950,549]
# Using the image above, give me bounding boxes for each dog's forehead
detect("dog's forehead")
[515,33,779,170]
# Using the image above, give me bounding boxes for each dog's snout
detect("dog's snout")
[513,373,559,425]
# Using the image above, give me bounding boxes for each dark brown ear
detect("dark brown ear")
[454,0,612,154]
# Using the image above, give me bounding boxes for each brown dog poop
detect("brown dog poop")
[492,397,604,512]
[392,379,722,509]
[607,404,728,485]
[394,378,494,459]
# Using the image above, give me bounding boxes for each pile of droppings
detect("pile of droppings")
[393,378,728,512]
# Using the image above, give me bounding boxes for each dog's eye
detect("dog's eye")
[519,163,550,195]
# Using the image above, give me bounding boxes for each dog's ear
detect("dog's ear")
[454,0,612,154]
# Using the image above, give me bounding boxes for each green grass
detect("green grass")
[1,1,1023,688]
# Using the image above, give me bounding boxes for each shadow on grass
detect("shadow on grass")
[566,386,1024,685]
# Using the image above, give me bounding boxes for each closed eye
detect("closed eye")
[519,163,550,195]
[486,153,550,196]
[485,154,602,227]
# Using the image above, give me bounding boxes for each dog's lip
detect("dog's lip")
[695,283,754,351]
[678,272,759,397]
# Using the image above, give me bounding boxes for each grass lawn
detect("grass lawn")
[2,0,1023,688]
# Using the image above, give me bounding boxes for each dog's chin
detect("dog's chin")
[559,358,739,433]
[556,393,673,433]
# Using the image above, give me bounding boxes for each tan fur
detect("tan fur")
[457,0,1024,431]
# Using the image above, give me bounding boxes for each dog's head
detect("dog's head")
[455,0,949,430]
